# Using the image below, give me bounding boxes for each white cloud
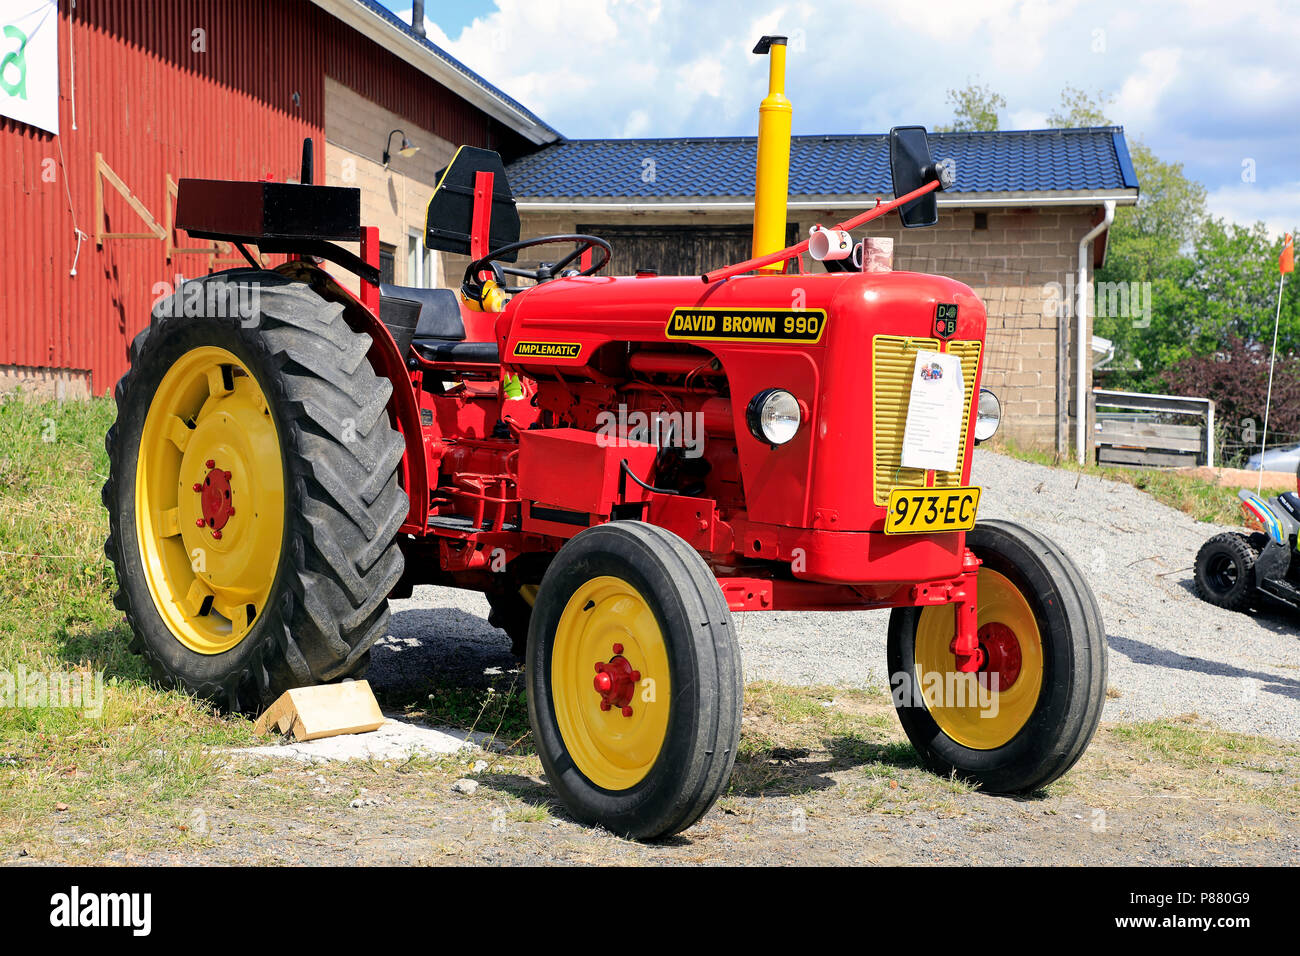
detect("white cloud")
[1112,48,1182,128]
[389,0,1300,230]
[1206,182,1300,240]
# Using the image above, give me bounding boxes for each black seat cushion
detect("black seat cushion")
[413,340,499,363]
[379,284,466,342]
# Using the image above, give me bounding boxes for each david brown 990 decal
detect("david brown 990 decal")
[666,307,827,344]
[512,341,583,359]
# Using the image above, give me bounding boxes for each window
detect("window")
[407,231,434,288]
[379,243,396,286]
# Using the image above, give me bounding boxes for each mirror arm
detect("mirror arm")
[701,179,940,283]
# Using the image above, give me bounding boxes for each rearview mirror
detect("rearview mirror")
[889,126,948,228]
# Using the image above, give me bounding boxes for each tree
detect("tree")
[935,81,1005,132]
[1046,85,1113,128]
[1157,335,1300,465]
[1044,88,1211,384]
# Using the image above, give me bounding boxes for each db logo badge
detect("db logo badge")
[934,303,958,339]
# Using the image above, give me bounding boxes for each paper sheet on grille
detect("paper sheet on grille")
[900,350,965,473]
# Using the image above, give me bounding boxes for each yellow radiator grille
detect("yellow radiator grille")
[935,340,982,491]
[871,336,982,505]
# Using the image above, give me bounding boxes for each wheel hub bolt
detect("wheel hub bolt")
[194,457,236,539]
[591,644,639,716]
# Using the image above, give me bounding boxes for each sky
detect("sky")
[384,0,1300,236]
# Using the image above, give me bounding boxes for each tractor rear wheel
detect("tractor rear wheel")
[104,271,407,712]
[1193,532,1261,611]
[526,522,742,839]
[887,520,1106,793]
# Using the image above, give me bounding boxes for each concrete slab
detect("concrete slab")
[222,716,494,764]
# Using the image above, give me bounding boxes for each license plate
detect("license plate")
[884,487,981,534]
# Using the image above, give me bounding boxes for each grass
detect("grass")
[1108,715,1298,771]
[393,678,532,751]
[0,394,265,854]
[2,394,1298,863]
[990,435,1252,525]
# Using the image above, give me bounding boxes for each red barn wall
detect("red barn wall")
[0,0,525,395]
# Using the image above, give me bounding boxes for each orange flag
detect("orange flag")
[1282,233,1295,274]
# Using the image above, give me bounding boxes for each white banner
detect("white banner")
[0,0,58,135]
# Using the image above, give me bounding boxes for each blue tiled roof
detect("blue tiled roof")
[353,0,560,140]
[505,128,1138,199]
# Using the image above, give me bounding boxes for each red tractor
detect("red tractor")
[104,37,1106,839]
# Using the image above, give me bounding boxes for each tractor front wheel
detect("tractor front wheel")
[526,522,742,839]
[104,271,408,712]
[887,520,1106,793]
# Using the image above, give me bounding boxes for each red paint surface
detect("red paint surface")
[0,0,529,393]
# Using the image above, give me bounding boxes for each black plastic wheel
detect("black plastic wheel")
[526,522,742,840]
[887,520,1107,794]
[1193,532,1261,612]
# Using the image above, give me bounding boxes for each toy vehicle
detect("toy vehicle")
[1195,473,1300,615]
[103,37,1106,838]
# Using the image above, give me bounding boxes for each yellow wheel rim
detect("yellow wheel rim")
[914,568,1044,750]
[551,576,672,790]
[134,346,285,655]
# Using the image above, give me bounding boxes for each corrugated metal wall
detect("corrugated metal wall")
[0,0,523,393]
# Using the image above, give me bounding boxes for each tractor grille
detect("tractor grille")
[871,336,983,505]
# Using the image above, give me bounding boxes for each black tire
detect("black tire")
[104,271,407,712]
[486,554,551,658]
[487,592,530,657]
[887,520,1107,794]
[526,522,742,839]
[1193,533,1260,612]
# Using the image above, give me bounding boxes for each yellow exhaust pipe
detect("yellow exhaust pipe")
[752,35,791,272]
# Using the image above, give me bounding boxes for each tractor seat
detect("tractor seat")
[378,284,499,364]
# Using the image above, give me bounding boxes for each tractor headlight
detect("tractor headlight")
[974,388,1001,443]
[746,388,802,446]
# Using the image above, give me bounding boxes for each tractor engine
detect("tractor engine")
[491,268,989,591]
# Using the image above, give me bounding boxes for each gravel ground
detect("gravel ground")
[379,451,1300,739]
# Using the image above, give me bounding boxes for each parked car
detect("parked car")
[1246,442,1300,473]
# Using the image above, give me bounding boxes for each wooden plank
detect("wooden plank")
[95,152,166,243]
[1093,389,1212,416]
[253,680,385,742]
[1095,430,1205,453]
[1097,420,1203,440]
[1098,447,1200,468]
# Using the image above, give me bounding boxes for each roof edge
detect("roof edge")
[1111,129,1140,191]
[311,0,560,145]
[516,189,1141,210]
[542,126,1128,147]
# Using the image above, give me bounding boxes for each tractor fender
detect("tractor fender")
[274,261,429,532]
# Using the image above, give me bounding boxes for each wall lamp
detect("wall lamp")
[383,129,419,167]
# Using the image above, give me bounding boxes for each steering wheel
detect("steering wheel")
[462,233,612,302]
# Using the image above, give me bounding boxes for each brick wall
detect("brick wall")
[514,205,1102,452]
[322,78,458,295]
[0,366,92,400]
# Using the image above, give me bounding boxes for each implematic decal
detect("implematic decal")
[666,307,828,344]
[512,341,583,359]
